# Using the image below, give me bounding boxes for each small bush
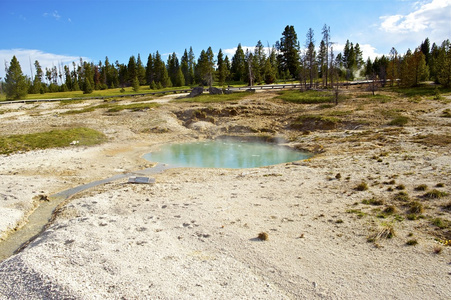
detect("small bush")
[258,232,269,241]
[436,183,445,188]
[409,201,424,214]
[355,182,369,191]
[346,209,367,218]
[442,201,451,211]
[407,214,419,220]
[393,191,410,202]
[433,245,443,254]
[424,189,448,199]
[370,223,396,241]
[414,184,428,191]
[362,198,384,206]
[389,116,409,126]
[431,218,449,229]
[383,205,397,214]
[441,109,451,118]
[406,239,418,246]
[396,184,406,190]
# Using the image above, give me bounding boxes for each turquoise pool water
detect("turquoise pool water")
[143,140,312,169]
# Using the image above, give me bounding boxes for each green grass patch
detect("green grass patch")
[406,239,418,246]
[62,107,97,115]
[61,102,159,115]
[180,91,253,103]
[362,197,384,205]
[346,209,367,218]
[0,127,107,155]
[431,217,450,229]
[105,102,159,112]
[0,85,193,102]
[356,93,393,102]
[277,90,336,104]
[388,116,410,126]
[325,110,353,117]
[390,85,451,98]
[423,189,449,199]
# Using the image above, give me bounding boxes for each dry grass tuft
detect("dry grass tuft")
[355,182,369,191]
[258,232,269,241]
[423,189,448,199]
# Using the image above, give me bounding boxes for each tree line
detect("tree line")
[3,24,451,100]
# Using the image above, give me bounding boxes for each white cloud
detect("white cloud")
[0,49,89,79]
[43,10,62,21]
[380,0,451,38]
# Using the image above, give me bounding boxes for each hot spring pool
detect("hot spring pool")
[143,140,312,169]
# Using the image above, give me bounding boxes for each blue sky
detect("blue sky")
[1,0,450,78]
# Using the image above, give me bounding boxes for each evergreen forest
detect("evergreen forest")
[2,24,451,100]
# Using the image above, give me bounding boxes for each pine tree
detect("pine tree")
[127,55,137,86]
[63,65,72,91]
[277,25,300,79]
[217,49,227,86]
[263,57,276,84]
[5,56,29,100]
[196,47,215,86]
[354,43,364,75]
[30,60,44,94]
[387,47,399,86]
[83,77,93,94]
[132,76,140,92]
[181,49,190,85]
[321,24,331,87]
[145,53,154,85]
[153,52,164,85]
[167,52,180,86]
[188,47,196,85]
[82,61,94,93]
[305,28,317,87]
[161,66,171,88]
[437,40,451,87]
[399,50,415,87]
[342,40,357,80]
[224,55,231,82]
[253,40,266,83]
[420,38,431,66]
[175,68,185,87]
[136,54,146,85]
[231,43,246,82]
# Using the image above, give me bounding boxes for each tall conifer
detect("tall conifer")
[5,56,28,100]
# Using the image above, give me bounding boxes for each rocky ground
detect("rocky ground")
[0,88,450,299]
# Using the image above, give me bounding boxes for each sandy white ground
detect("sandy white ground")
[0,93,450,299]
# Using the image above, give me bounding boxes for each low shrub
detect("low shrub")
[408,201,424,214]
[393,191,410,202]
[355,182,369,191]
[258,232,269,241]
[414,184,428,191]
[424,189,448,199]
[388,116,409,126]
[406,239,418,246]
